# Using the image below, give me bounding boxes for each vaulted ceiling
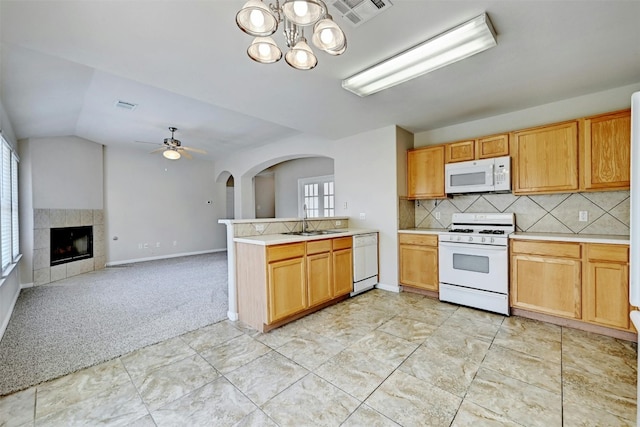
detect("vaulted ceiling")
[1,1,639,158]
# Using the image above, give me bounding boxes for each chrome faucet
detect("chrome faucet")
[302,204,308,232]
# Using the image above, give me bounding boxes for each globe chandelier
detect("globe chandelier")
[236,0,347,70]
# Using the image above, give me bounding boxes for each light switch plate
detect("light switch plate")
[579,211,588,222]
[359,213,366,220]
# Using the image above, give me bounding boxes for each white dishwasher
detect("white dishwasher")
[352,233,378,296]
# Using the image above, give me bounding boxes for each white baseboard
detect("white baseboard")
[375,282,401,293]
[106,249,226,267]
[21,282,34,289]
[227,311,239,322]
[0,285,20,343]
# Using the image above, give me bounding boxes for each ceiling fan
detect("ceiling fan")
[138,127,207,160]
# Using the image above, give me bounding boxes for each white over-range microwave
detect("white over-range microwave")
[445,156,511,194]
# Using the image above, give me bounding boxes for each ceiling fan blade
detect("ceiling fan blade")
[179,150,193,160]
[181,146,207,154]
[135,140,163,146]
[150,147,166,154]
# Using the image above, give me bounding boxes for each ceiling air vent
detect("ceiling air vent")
[114,100,138,111]
[330,0,392,27]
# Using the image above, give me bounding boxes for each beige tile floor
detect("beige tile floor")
[1,289,637,426]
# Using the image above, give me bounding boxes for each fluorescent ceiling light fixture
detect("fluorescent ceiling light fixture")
[342,13,497,97]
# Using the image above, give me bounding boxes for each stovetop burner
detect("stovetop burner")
[449,229,474,233]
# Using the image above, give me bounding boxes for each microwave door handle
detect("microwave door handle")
[489,163,495,185]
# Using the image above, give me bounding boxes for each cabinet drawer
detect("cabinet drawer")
[586,244,629,263]
[332,236,353,251]
[511,240,581,259]
[399,233,438,247]
[306,239,332,255]
[267,242,305,262]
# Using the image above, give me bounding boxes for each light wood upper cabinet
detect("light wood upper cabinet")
[583,243,632,331]
[580,109,631,191]
[399,233,439,292]
[510,240,582,319]
[511,121,579,194]
[407,145,445,199]
[476,134,509,159]
[445,140,475,163]
[445,134,509,163]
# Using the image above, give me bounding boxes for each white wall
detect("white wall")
[415,82,640,147]
[29,136,103,209]
[104,146,225,264]
[254,173,275,218]
[273,157,334,217]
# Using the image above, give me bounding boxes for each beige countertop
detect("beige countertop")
[398,228,629,245]
[234,228,378,246]
[509,232,629,245]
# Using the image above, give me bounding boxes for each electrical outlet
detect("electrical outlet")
[255,224,264,232]
[335,220,342,226]
[156,242,160,248]
[359,212,366,220]
[138,243,143,249]
[143,243,149,249]
[343,202,348,209]
[173,241,177,246]
[579,211,588,222]
[435,212,441,220]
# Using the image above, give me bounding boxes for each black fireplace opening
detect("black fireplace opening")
[50,226,93,266]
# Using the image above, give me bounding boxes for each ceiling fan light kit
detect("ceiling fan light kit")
[236,0,347,70]
[342,13,497,96]
[163,148,181,160]
[144,127,207,161]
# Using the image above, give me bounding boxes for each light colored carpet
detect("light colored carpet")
[0,252,228,396]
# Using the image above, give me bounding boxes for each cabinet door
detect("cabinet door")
[399,244,438,291]
[445,140,474,163]
[511,121,579,194]
[333,248,353,297]
[581,110,631,191]
[267,257,307,323]
[476,134,509,159]
[584,261,630,329]
[407,145,445,199]
[511,254,581,318]
[307,252,332,307]
[583,243,631,330]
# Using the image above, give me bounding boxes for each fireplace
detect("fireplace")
[50,226,93,266]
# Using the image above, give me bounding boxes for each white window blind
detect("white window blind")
[1,140,11,270]
[11,152,19,260]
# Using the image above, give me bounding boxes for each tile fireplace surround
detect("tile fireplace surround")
[33,209,105,286]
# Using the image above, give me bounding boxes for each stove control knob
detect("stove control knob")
[468,236,473,242]
[457,236,462,242]
[481,237,486,243]
[490,237,495,243]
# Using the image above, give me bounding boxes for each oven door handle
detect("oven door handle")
[439,241,507,251]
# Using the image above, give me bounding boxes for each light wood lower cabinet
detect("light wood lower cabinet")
[399,233,438,292]
[583,244,631,330]
[268,256,307,323]
[236,236,354,332]
[333,237,354,297]
[511,251,582,319]
[511,239,633,332]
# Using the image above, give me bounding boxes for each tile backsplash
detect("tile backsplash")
[401,191,629,236]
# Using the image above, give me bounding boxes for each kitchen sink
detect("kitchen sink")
[282,230,342,236]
